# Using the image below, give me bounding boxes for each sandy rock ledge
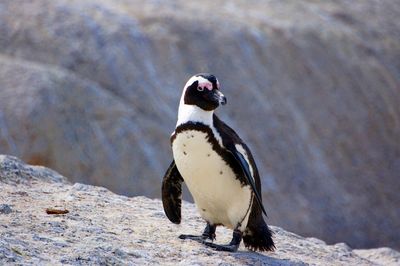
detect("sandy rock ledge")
[0,155,399,265]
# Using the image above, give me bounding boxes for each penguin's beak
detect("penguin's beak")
[216,90,227,105]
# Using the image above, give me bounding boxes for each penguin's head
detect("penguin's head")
[181,73,227,111]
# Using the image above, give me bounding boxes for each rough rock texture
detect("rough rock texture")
[0,55,162,195]
[0,0,399,250]
[0,154,67,185]
[1,155,399,265]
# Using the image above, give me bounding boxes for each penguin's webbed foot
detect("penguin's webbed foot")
[179,234,206,242]
[202,241,240,252]
[202,229,242,252]
[179,223,216,242]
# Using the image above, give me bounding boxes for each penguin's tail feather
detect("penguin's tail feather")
[243,218,275,252]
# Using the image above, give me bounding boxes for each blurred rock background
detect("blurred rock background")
[0,0,399,250]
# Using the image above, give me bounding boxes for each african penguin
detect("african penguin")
[162,73,275,252]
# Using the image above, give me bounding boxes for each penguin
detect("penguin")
[162,73,275,252]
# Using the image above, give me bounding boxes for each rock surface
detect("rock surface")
[1,155,399,265]
[0,0,399,250]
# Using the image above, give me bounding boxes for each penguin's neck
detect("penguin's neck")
[176,103,214,127]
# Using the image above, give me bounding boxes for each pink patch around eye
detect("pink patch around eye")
[198,81,213,91]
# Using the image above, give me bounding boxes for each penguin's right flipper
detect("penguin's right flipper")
[162,161,184,224]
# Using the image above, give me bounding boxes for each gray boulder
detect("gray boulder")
[0,55,165,195]
[1,155,399,265]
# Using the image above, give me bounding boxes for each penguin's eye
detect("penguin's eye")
[197,86,204,92]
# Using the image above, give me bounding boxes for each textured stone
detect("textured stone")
[0,0,399,249]
[0,155,67,184]
[1,155,399,265]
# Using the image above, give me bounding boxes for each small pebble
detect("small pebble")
[0,204,12,214]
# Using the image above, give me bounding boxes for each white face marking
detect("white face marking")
[172,130,252,230]
[183,75,213,92]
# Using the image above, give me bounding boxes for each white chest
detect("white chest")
[172,129,252,230]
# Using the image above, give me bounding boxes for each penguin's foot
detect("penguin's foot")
[202,241,240,252]
[179,223,216,241]
[179,234,206,241]
[202,229,242,252]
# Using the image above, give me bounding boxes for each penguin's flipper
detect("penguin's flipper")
[228,146,268,217]
[162,161,184,224]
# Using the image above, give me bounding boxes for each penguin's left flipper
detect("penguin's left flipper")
[227,145,268,217]
[162,161,184,224]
